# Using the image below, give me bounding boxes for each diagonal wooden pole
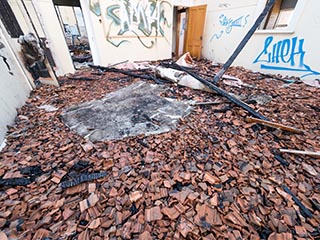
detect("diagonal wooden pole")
[212,0,275,84]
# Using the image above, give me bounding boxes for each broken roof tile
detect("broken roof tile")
[0,61,319,239]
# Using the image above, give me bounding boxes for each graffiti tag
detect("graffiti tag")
[90,0,101,16]
[105,0,171,48]
[210,14,249,41]
[254,36,320,78]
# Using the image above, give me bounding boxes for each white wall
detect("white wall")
[59,6,78,26]
[8,0,74,76]
[80,0,173,65]
[201,0,320,82]
[31,0,75,76]
[202,0,260,62]
[0,28,31,143]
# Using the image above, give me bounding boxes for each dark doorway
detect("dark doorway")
[0,0,24,38]
[53,0,92,68]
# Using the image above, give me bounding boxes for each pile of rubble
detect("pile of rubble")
[0,60,319,239]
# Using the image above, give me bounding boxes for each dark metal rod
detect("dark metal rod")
[212,0,276,84]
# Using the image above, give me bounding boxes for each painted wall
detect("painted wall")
[201,0,320,82]
[7,0,74,76]
[0,28,32,143]
[80,0,173,65]
[30,0,75,76]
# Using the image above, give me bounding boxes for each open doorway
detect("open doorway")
[53,0,92,69]
[173,5,207,60]
[174,7,188,58]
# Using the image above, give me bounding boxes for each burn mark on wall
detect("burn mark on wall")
[0,41,13,75]
[0,55,13,75]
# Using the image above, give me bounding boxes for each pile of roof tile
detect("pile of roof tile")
[0,62,319,240]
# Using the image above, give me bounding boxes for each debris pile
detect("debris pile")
[61,81,193,141]
[0,60,319,239]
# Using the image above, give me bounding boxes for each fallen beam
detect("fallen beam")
[212,0,275,84]
[60,172,108,189]
[0,177,33,186]
[164,62,269,120]
[245,117,304,134]
[282,185,313,218]
[280,149,320,158]
[68,77,97,81]
[274,154,290,166]
[89,64,165,84]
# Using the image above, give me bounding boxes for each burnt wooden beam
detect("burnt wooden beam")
[0,177,33,186]
[89,64,165,84]
[164,62,269,121]
[274,154,290,167]
[60,172,108,189]
[212,0,276,84]
[67,76,97,81]
[282,185,313,218]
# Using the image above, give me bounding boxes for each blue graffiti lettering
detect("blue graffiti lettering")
[254,36,320,78]
[210,30,223,41]
[210,14,249,41]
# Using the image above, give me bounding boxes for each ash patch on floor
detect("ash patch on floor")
[61,81,193,141]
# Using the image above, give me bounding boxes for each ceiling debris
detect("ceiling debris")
[61,81,193,141]
[0,58,319,239]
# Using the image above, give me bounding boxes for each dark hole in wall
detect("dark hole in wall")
[280,0,298,10]
[0,0,24,38]
[53,0,80,7]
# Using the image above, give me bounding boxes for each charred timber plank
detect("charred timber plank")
[0,177,33,186]
[212,0,275,84]
[166,62,269,121]
[67,77,97,81]
[89,64,164,84]
[259,73,295,83]
[274,154,290,167]
[60,172,108,189]
[282,185,313,218]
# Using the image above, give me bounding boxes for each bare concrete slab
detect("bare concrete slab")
[61,81,193,141]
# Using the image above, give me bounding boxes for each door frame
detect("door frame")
[174,4,207,60]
